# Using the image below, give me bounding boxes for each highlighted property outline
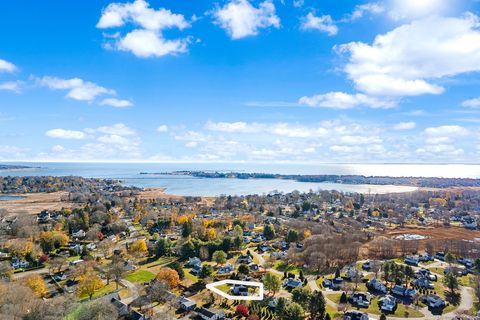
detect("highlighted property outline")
[206,280,264,301]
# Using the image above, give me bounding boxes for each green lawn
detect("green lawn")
[184,268,198,283]
[273,260,299,274]
[365,297,424,318]
[326,293,343,304]
[67,255,81,261]
[78,283,116,300]
[124,269,156,283]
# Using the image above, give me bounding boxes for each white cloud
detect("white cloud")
[97,0,191,58]
[45,129,86,140]
[97,0,189,30]
[300,13,338,36]
[337,14,480,97]
[388,0,452,21]
[298,91,396,109]
[36,76,115,101]
[393,122,416,130]
[157,125,169,132]
[205,121,264,133]
[117,29,188,58]
[461,98,480,108]
[0,81,23,93]
[424,125,468,137]
[0,59,17,73]
[96,123,136,136]
[212,0,280,39]
[348,2,384,21]
[100,98,133,108]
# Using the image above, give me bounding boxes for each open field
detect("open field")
[0,192,74,216]
[385,226,480,242]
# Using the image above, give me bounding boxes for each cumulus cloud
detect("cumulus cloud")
[100,98,133,108]
[157,125,169,132]
[45,129,86,140]
[298,92,396,109]
[393,122,416,130]
[95,123,136,136]
[388,0,453,21]
[212,0,280,39]
[424,125,468,137]
[347,2,385,21]
[0,81,23,93]
[36,76,115,102]
[97,0,191,58]
[0,59,17,73]
[300,13,338,36]
[461,98,480,108]
[337,14,480,97]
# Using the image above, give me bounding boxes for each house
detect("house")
[53,272,67,282]
[435,251,445,261]
[37,210,51,223]
[422,295,446,309]
[72,229,86,238]
[445,266,467,276]
[391,285,416,298]
[367,278,387,294]
[231,284,248,296]
[11,257,29,269]
[361,261,371,270]
[237,254,253,264]
[350,292,371,308]
[284,278,303,289]
[259,244,273,253]
[419,253,434,262]
[187,257,201,267]
[379,295,397,312]
[86,243,96,251]
[458,257,474,269]
[331,277,344,290]
[69,243,82,255]
[344,311,369,320]
[270,251,286,260]
[110,298,129,316]
[218,263,233,274]
[405,256,419,266]
[415,268,437,281]
[345,268,363,280]
[197,307,224,320]
[179,296,196,311]
[191,264,202,276]
[249,264,260,272]
[412,278,434,289]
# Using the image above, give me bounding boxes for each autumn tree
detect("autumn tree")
[77,270,103,300]
[25,275,48,297]
[129,239,148,257]
[156,267,180,289]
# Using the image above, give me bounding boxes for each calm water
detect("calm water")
[0,196,25,201]
[1,162,479,196]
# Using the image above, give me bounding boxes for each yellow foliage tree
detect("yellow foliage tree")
[77,271,103,300]
[206,228,217,241]
[178,215,190,225]
[25,275,48,297]
[156,267,180,289]
[129,239,148,256]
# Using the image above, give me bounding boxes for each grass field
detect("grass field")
[78,283,116,300]
[124,269,156,283]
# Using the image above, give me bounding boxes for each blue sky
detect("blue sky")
[1,0,480,163]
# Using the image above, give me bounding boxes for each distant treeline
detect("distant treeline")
[0,164,36,170]
[0,176,133,194]
[142,171,480,188]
